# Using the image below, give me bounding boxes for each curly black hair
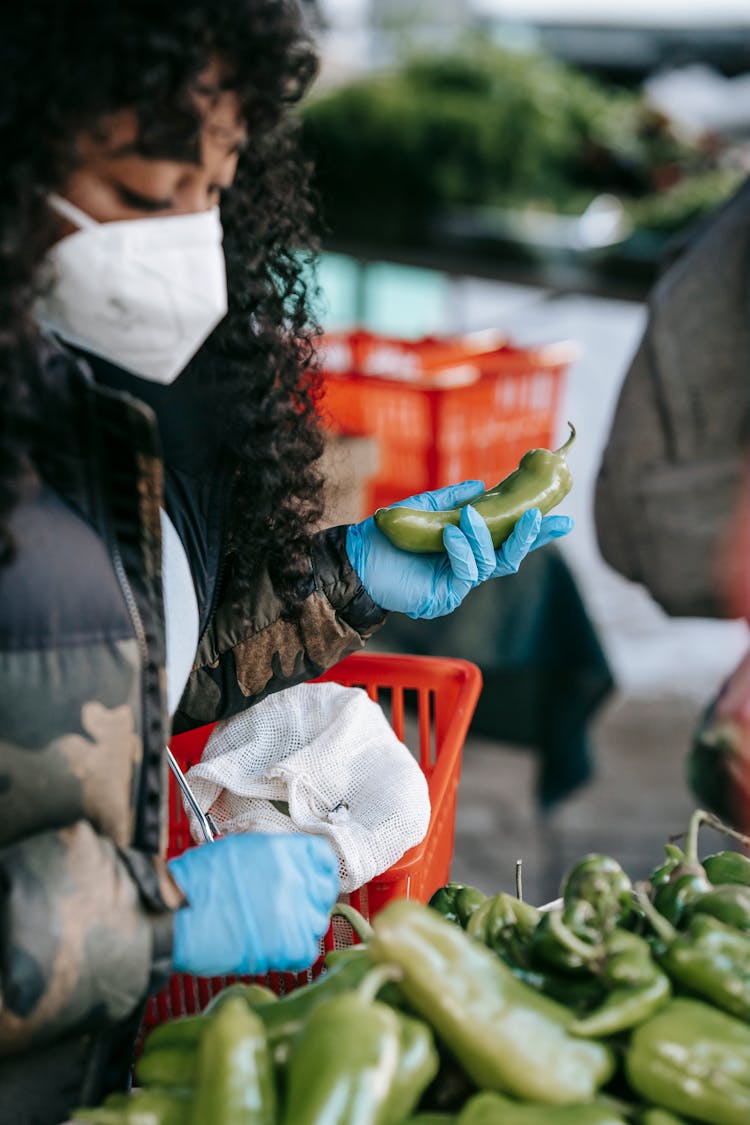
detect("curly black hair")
[0,0,326,608]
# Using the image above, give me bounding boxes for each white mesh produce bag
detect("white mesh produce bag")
[183,682,431,892]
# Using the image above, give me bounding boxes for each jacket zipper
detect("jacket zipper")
[112,541,148,664]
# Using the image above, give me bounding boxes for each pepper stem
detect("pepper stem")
[357,964,403,1005]
[684,808,707,866]
[515,859,524,902]
[548,910,603,962]
[698,809,750,851]
[634,882,677,945]
[554,421,576,458]
[331,902,375,943]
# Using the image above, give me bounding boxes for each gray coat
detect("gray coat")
[595,177,750,618]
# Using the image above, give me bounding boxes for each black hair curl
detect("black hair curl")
[0,0,326,609]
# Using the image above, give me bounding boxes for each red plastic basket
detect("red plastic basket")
[141,651,482,1031]
[318,330,576,511]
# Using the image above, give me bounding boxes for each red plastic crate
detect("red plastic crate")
[318,330,576,511]
[141,652,482,1030]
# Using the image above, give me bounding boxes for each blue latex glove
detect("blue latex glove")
[168,833,340,976]
[346,480,573,620]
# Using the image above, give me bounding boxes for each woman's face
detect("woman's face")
[57,64,247,232]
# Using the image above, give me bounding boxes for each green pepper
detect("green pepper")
[504,964,605,1014]
[562,854,633,932]
[190,995,276,1125]
[281,964,438,1125]
[703,850,750,886]
[405,1116,457,1124]
[143,1013,206,1052]
[152,948,386,1068]
[658,913,750,1021]
[368,899,614,1104]
[74,1089,192,1125]
[143,984,278,1056]
[457,1091,627,1124]
[428,883,487,928]
[569,930,671,1038]
[625,997,750,1125]
[528,908,596,975]
[374,424,575,554]
[651,811,713,925]
[689,882,750,930]
[648,844,685,890]
[637,1111,689,1125]
[135,1045,196,1089]
[204,982,278,1014]
[466,893,540,965]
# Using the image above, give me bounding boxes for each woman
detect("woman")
[0,2,571,1119]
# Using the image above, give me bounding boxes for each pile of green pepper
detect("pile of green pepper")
[72,807,750,1125]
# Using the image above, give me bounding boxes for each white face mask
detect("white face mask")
[35,194,228,384]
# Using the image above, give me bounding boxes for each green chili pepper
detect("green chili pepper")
[368,899,614,1104]
[504,964,605,1014]
[205,982,279,1013]
[135,1045,197,1089]
[405,1116,457,1124]
[703,850,750,886]
[374,424,575,554]
[689,883,750,930]
[570,968,670,1038]
[625,997,750,1125]
[281,963,438,1125]
[190,995,276,1125]
[658,913,750,1021]
[74,1090,192,1125]
[569,929,671,1038]
[651,811,713,925]
[528,909,596,975]
[428,883,487,928]
[637,1111,689,1125]
[143,1012,206,1052]
[457,1091,627,1124]
[144,984,279,1055]
[648,844,685,890]
[562,854,633,931]
[466,893,540,964]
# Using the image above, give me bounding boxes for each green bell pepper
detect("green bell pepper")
[190,995,276,1125]
[368,899,615,1104]
[281,964,438,1125]
[457,1091,627,1124]
[625,997,750,1125]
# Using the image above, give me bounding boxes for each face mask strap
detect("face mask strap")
[48,193,99,230]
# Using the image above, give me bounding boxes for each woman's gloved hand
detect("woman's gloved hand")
[346,480,573,620]
[168,833,340,976]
